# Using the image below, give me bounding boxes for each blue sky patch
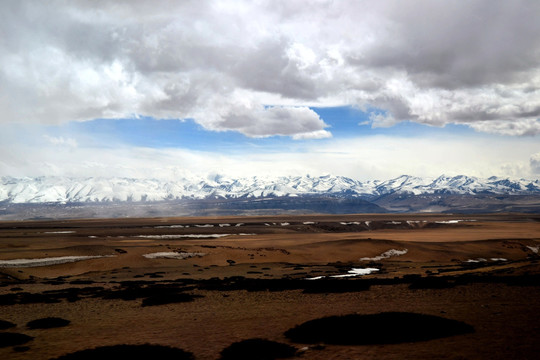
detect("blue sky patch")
[43,107,479,153]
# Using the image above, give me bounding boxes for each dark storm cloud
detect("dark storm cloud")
[350,1,540,89]
[1,0,539,136]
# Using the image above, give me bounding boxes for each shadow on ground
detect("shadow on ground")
[0,332,33,348]
[50,344,194,360]
[27,317,70,329]
[285,312,474,345]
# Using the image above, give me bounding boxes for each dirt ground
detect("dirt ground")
[1,213,539,359]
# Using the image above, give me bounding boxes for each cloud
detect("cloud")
[1,1,539,137]
[531,153,540,174]
[43,135,78,148]
[368,112,398,128]
[469,119,540,136]
[194,100,331,139]
[2,123,538,181]
[292,130,332,140]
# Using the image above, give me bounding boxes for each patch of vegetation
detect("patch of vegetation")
[409,277,456,289]
[50,344,194,360]
[285,312,474,345]
[102,283,190,301]
[42,280,66,285]
[0,292,60,305]
[27,317,70,329]
[13,345,31,352]
[69,280,94,285]
[220,338,297,360]
[0,287,104,305]
[302,280,371,294]
[199,277,372,293]
[0,332,33,348]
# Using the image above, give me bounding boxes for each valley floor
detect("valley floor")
[0,213,539,359]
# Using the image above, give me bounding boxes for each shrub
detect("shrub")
[285,312,474,345]
[50,344,194,360]
[0,319,16,330]
[27,317,70,329]
[0,332,33,348]
[141,293,201,307]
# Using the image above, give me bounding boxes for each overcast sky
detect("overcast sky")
[1,0,539,180]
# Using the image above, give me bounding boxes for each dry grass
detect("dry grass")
[0,213,539,359]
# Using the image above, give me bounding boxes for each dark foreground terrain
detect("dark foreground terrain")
[0,213,539,359]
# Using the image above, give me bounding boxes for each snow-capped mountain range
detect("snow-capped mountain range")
[1,174,539,204]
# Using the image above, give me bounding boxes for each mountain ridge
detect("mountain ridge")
[1,174,539,204]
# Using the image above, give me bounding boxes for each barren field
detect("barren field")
[1,213,539,359]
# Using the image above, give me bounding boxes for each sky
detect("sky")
[1,0,539,181]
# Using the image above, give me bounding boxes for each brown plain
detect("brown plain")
[1,213,539,359]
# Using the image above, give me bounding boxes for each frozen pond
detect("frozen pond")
[360,249,408,261]
[306,267,379,280]
[135,233,255,239]
[142,252,206,259]
[136,234,230,239]
[0,255,114,268]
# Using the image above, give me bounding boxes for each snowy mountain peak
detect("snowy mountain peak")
[0,174,539,204]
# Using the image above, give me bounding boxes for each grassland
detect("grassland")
[1,213,539,359]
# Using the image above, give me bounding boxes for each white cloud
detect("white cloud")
[292,130,332,140]
[531,153,540,174]
[1,1,539,137]
[469,119,540,136]
[1,125,538,181]
[368,112,398,128]
[191,95,331,139]
[43,135,78,148]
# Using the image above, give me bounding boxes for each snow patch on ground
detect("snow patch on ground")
[134,233,256,239]
[142,252,206,259]
[526,246,539,254]
[360,249,408,261]
[306,268,379,280]
[340,222,360,225]
[331,268,380,278]
[305,276,325,280]
[135,234,230,239]
[195,224,214,228]
[43,231,76,234]
[466,257,507,263]
[406,220,426,225]
[155,225,186,228]
[435,219,477,224]
[0,255,114,268]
